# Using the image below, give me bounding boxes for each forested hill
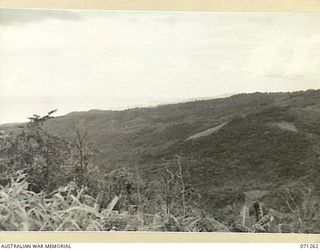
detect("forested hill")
[2,90,319,216]
[37,90,320,210]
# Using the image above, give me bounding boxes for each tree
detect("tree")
[0,110,70,192]
[160,153,190,217]
[71,129,99,188]
[27,109,57,123]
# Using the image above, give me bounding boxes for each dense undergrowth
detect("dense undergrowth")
[1,172,318,232]
[0,173,231,232]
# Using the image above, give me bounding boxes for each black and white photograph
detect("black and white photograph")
[0,9,319,233]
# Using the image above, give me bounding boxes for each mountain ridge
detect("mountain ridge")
[38,90,320,211]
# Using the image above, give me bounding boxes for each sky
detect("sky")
[0,10,320,123]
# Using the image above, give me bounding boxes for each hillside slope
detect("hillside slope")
[39,90,320,213]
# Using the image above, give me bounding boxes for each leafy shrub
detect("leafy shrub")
[0,122,71,192]
[0,173,104,231]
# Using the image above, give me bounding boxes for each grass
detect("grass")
[0,172,104,231]
[0,172,233,232]
[1,171,318,232]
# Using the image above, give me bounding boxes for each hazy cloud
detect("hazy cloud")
[0,10,319,123]
[249,35,320,79]
[0,9,80,26]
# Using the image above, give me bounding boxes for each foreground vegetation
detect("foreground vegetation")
[0,175,231,231]
[1,167,318,232]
